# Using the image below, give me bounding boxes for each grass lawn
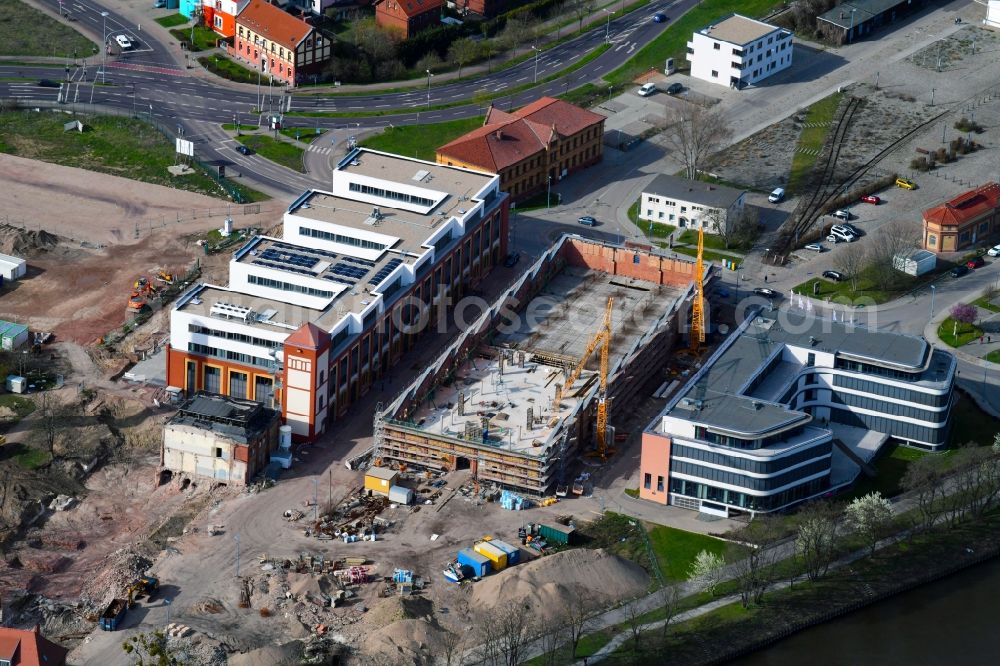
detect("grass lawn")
[170,24,220,51]
[0,110,267,202]
[198,55,260,84]
[787,93,842,194]
[0,0,95,57]
[846,442,929,501]
[280,127,326,144]
[154,13,189,28]
[988,349,1000,363]
[605,0,782,86]
[949,393,998,447]
[973,294,1000,313]
[647,524,734,582]
[937,317,983,347]
[0,394,36,418]
[360,116,483,162]
[558,82,613,108]
[629,200,678,239]
[2,442,50,470]
[677,229,746,255]
[624,488,639,498]
[234,134,305,172]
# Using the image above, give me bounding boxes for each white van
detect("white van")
[830,227,857,243]
[637,82,658,97]
[768,188,785,203]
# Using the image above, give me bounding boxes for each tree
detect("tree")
[845,491,893,557]
[901,454,946,532]
[664,104,732,180]
[564,588,601,659]
[730,515,782,608]
[622,600,645,653]
[570,0,596,33]
[795,501,839,581]
[474,603,537,666]
[864,219,918,289]
[656,584,680,640]
[32,392,68,466]
[687,549,725,595]
[439,628,466,666]
[715,207,760,251]
[951,302,978,333]
[834,241,866,293]
[448,37,480,79]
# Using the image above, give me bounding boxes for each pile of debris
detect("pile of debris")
[0,224,60,257]
[81,544,152,606]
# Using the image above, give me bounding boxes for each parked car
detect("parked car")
[966,256,986,269]
[768,187,785,203]
[832,209,851,221]
[826,234,839,244]
[652,13,668,22]
[503,252,521,268]
[950,265,970,277]
[153,0,166,6]
[895,177,917,190]
[115,34,133,50]
[804,243,824,252]
[830,226,857,243]
[666,82,683,95]
[753,287,779,299]
[637,83,658,97]
[842,222,862,236]
[578,216,596,226]
[988,244,1000,257]
[860,194,881,204]
[235,145,253,155]
[37,79,60,88]
[822,270,845,282]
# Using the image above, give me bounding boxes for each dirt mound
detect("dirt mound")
[471,548,649,621]
[362,619,446,666]
[80,544,152,606]
[228,641,304,666]
[363,595,434,630]
[0,224,60,257]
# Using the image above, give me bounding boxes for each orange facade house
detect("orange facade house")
[436,97,605,202]
[202,0,248,39]
[232,0,332,85]
[374,0,442,38]
[922,182,1000,253]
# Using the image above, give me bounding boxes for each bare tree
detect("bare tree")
[475,604,537,666]
[448,37,481,79]
[570,0,596,33]
[439,628,467,666]
[535,614,568,666]
[865,219,919,288]
[656,584,680,640]
[622,600,645,654]
[564,588,601,659]
[730,515,782,608]
[834,241,866,293]
[664,104,732,180]
[795,500,839,581]
[32,392,67,465]
[901,454,946,532]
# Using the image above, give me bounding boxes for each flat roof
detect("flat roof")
[336,149,494,198]
[366,466,398,480]
[817,0,911,29]
[168,393,275,443]
[700,14,782,45]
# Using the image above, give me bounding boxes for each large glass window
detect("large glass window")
[203,366,221,394]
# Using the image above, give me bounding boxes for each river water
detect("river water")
[732,557,1000,665]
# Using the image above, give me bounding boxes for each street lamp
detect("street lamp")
[100,11,109,72]
[848,8,857,44]
[603,9,613,44]
[531,45,540,83]
[425,69,433,108]
[930,284,936,318]
[546,175,552,210]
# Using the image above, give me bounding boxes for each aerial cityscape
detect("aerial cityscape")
[1,0,999,662]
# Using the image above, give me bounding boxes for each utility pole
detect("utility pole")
[425,69,433,108]
[532,45,540,83]
[603,9,612,44]
[234,533,241,577]
[100,11,109,82]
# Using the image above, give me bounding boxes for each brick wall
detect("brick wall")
[560,238,696,286]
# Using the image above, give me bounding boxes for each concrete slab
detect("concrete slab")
[830,422,889,464]
[128,346,168,386]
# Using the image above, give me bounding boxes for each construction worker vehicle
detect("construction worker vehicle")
[126,276,158,312]
[126,575,159,605]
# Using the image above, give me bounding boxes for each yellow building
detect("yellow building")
[364,466,399,496]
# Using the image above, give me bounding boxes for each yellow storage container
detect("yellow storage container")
[474,541,507,571]
[364,467,398,496]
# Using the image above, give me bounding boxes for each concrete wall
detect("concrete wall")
[560,237,696,286]
[639,431,671,504]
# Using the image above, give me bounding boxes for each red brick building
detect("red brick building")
[231,0,332,85]
[453,0,506,18]
[922,182,1000,253]
[0,626,68,666]
[374,0,442,38]
[436,97,605,202]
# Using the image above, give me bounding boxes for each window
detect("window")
[229,371,248,399]
[713,42,721,50]
[807,352,815,367]
[646,209,653,217]
[633,254,641,264]
[928,234,936,246]
[203,366,221,394]
[248,274,333,299]
[711,70,718,78]
[239,26,243,37]
[644,473,652,489]
[214,15,222,28]
[215,447,223,458]
[657,476,664,492]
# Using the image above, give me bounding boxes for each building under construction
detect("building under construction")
[375,236,707,495]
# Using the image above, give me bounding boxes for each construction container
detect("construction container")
[99,599,128,631]
[474,541,508,571]
[388,485,414,505]
[364,466,398,497]
[0,321,29,351]
[490,539,521,565]
[538,523,575,545]
[457,548,491,577]
[5,375,25,394]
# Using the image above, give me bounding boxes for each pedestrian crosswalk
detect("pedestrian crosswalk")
[308,145,333,155]
[797,147,821,156]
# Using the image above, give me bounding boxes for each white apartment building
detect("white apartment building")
[639,174,746,234]
[687,14,793,89]
[988,0,1000,29]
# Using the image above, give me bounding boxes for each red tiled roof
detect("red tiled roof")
[375,0,442,19]
[0,627,68,666]
[923,182,1000,227]
[438,97,604,173]
[285,322,327,349]
[237,0,314,51]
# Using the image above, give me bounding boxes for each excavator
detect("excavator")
[154,270,175,285]
[126,276,158,312]
[125,575,159,607]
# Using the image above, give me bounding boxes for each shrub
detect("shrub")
[910,156,929,172]
[954,117,984,133]
[259,607,272,617]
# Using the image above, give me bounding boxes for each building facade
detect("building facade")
[639,174,746,233]
[687,14,792,88]
[452,0,506,18]
[639,310,956,516]
[231,0,332,85]
[922,182,1000,253]
[816,0,925,45]
[202,0,247,38]
[0,626,68,666]
[988,0,1000,29]
[166,149,508,441]
[436,98,605,202]
[374,0,442,38]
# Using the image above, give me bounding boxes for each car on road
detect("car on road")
[966,256,986,269]
[895,177,917,190]
[503,252,520,268]
[37,79,60,88]
[832,209,851,221]
[768,187,785,203]
[115,34,133,50]
[753,287,779,299]
[665,82,683,95]
[652,13,668,22]
[950,265,970,278]
[804,243,824,252]
[860,194,881,204]
[578,216,596,226]
[988,244,1000,257]
[235,145,253,155]
[637,82,658,97]
[822,270,845,282]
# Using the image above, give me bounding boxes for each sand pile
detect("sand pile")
[81,544,153,606]
[471,548,649,621]
[228,641,304,666]
[0,224,60,256]
[364,595,434,630]
[362,619,446,666]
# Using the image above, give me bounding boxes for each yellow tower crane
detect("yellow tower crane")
[689,223,706,350]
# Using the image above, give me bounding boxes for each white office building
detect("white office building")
[687,14,793,89]
[639,174,746,233]
[987,0,1000,29]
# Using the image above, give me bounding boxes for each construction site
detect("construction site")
[377,235,703,496]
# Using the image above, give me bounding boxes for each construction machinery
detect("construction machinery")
[126,276,158,312]
[689,223,706,351]
[125,575,159,606]
[154,270,175,285]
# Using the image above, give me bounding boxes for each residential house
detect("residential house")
[232,0,332,85]
[817,0,926,45]
[435,97,605,202]
[374,0,442,38]
[922,182,1000,253]
[687,14,792,88]
[639,174,746,234]
[0,626,68,666]
[179,0,200,20]
[202,0,249,39]
[452,0,506,18]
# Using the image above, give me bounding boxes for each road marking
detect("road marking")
[516,76,527,82]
